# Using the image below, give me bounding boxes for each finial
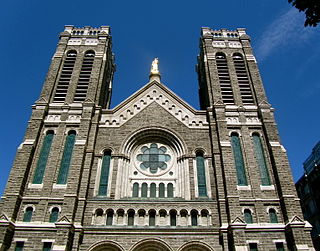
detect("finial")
[149,58,161,82]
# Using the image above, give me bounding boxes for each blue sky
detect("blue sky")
[0,0,319,196]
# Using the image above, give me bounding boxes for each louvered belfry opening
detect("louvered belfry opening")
[73,50,95,102]
[215,53,234,104]
[233,53,254,104]
[53,50,77,102]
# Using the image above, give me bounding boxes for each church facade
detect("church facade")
[0,25,314,250]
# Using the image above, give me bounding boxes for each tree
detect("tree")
[288,0,320,26]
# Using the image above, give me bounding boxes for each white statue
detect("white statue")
[150,58,159,75]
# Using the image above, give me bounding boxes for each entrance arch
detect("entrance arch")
[178,241,215,251]
[88,240,124,251]
[130,238,173,251]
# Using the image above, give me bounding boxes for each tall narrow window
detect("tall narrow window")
[170,210,177,226]
[128,210,135,226]
[231,133,248,186]
[23,207,33,222]
[98,151,111,196]
[106,210,113,225]
[252,133,271,186]
[15,242,24,251]
[269,209,278,223]
[49,207,59,223]
[54,50,77,102]
[73,50,95,102]
[167,183,174,198]
[132,183,139,197]
[159,183,165,198]
[244,209,253,224]
[57,131,76,184]
[191,210,198,226]
[216,53,234,104]
[149,210,156,226]
[233,53,254,104]
[196,152,207,197]
[33,131,54,184]
[150,183,156,198]
[43,242,52,251]
[141,183,148,197]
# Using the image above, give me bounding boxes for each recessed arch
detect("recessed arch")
[178,241,215,251]
[88,240,125,251]
[129,238,173,251]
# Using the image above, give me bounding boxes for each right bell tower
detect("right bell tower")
[197,27,314,250]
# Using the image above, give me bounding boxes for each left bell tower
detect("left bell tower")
[0,25,115,250]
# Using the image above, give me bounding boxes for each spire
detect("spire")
[149,58,161,82]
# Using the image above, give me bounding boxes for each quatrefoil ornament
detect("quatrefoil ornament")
[137,143,171,174]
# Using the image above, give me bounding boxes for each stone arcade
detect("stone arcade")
[0,26,314,250]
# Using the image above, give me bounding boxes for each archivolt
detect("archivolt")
[129,238,173,251]
[87,240,125,251]
[178,241,215,251]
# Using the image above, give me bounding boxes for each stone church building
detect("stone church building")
[0,26,315,250]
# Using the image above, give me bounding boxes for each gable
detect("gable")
[99,81,209,129]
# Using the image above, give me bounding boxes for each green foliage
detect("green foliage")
[288,0,320,26]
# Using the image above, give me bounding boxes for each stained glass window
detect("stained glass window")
[33,131,54,184]
[231,133,248,186]
[98,151,111,196]
[49,207,59,223]
[57,131,76,184]
[196,153,207,197]
[137,143,171,174]
[252,134,271,186]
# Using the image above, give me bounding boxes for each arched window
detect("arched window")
[215,53,234,104]
[196,152,207,197]
[54,50,77,102]
[191,210,198,226]
[57,130,76,184]
[127,210,135,226]
[49,207,59,223]
[150,183,156,198]
[106,209,114,225]
[180,209,188,226]
[231,133,248,186]
[149,210,156,226]
[98,150,111,196]
[170,210,177,226]
[33,130,54,184]
[116,209,124,224]
[132,182,139,197]
[73,50,95,102]
[269,208,278,223]
[23,207,33,222]
[244,209,253,224]
[159,183,165,198]
[141,183,148,197]
[200,209,209,226]
[233,53,254,104]
[167,183,174,198]
[252,133,271,186]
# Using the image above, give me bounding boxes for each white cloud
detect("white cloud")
[255,7,315,62]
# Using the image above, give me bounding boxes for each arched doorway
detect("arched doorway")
[178,241,214,251]
[88,241,124,251]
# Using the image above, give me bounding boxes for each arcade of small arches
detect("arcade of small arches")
[88,239,214,251]
[92,208,211,227]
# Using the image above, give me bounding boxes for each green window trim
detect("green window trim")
[32,132,54,184]
[57,131,76,184]
[159,183,165,198]
[196,154,207,197]
[150,183,156,197]
[252,134,271,186]
[269,209,278,223]
[132,183,139,197]
[231,134,248,186]
[244,209,253,224]
[141,183,148,197]
[167,183,174,198]
[98,152,111,196]
[23,207,33,222]
[49,207,59,223]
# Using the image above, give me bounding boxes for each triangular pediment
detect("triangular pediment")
[0,213,9,222]
[100,80,208,129]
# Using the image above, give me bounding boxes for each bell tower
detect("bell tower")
[197,27,314,250]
